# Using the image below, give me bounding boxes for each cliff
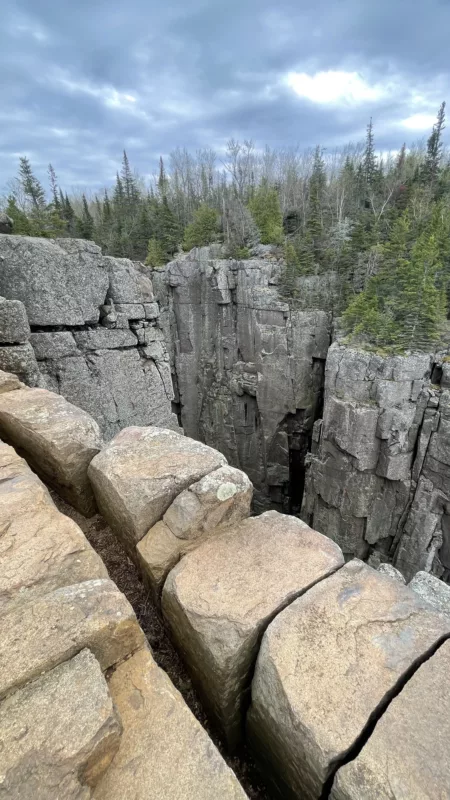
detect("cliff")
[0,234,178,437]
[153,245,331,512]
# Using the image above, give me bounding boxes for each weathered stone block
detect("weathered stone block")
[0,387,103,515]
[331,641,450,800]
[30,331,80,360]
[409,571,450,618]
[247,560,450,800]
[0,578,145,698]
[0,342,40,385]
[0,649,122,799]
[107,258,145,303]
[0,297,30,343]
[115,303,145,318]
[73,328,138,351]
[92,647,248,800]
[88,427,226,553]
[0,369,25,394]
[162,511,344,748]
[144,301,160,319]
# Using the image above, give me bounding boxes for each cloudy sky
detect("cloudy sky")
[1,0,448,191]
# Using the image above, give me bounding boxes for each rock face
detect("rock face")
[409,570,450,617]
[0,235,178,437]
[162,511,344,748]
[93,647,248,800]
[0,387,103,515]
[302,343,450,581]
[247,560,450,800]
[0,649,122,800]
[153,246,331,511]
[331,640,450,800]
[88,426,227,554]
[0,212,13,234]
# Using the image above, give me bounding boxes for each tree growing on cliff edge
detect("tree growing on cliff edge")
[248,180,284,245]
[183,205,218,250]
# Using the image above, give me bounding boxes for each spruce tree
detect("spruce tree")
[423,102,446,187]
[183,205,218,250]
[248,180,283,244]
[77,195,94,240]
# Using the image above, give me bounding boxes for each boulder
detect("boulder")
[0,578,145,698]
[137,521,183,601]
[0,342,40,385]
[92,647,248,800]
[0,235,109,326]
[88,427,227,553]
[162,511,344,748]
[247,560,450,800]
[0,387,103,515]
[0,649,122,799]
[409,571,450,618]
[0,212,12,234]
[377,563,406,583]
[0,369,25,394]
[331,641,450,800]
[0,296,30,343]
[162,465,253,540]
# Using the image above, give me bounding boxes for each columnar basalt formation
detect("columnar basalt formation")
[302,343,450,581]
[2,371,450,798]
[0,234,178,437]
[152,246,331,512]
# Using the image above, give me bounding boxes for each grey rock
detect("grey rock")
[30,331,80,360]
[0,297,30,343]
[377,563,406,583]
[115,303,145,318]
[0,343,40,385]
[0,212,13,234]
[73,328,138,351]
[409,571,450,617]
[0,236,109,325]
[145,302,160,319]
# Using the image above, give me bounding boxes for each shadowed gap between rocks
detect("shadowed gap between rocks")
[320,631,450,800]
[50,492,273,800]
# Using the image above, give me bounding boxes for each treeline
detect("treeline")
[2,103,450,351]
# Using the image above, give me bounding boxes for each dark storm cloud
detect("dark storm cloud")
[1,0,449,189]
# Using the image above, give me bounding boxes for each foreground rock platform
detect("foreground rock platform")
[0,578,145,698]
[0,387,103,514]
[92,647,248,800]
[0,649,122,800]
[331,640,450,799]
[162,511,344,748]
[88,426,227,553]
[247,559,450,799]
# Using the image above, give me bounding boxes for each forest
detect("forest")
[2,102,450,353]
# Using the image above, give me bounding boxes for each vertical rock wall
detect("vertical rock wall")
[302,342,450,581]
[0,235,178,437]
[153,246,331,512]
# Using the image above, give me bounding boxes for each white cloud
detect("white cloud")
[400,112,437,130]
[285,70,388,106]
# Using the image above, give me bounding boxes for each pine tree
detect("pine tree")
[158,157,169,199]
[306,146,326,264]
[363,118,377,189]
[423,102,446,186]
[48,164,61,211]
[183,205,218,250]
[19,157,46,213]
[5,196,33,235]
[248,180,283,244]
[145,237,166,267]
[77,195,94,240]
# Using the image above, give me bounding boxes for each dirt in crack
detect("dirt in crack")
[52,492,272,800]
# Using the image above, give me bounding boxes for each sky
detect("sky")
[1,0,449,191]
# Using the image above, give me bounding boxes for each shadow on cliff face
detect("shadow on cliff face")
[52,492,272,800]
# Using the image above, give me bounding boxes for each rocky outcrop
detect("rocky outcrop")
[302,343,450,581]
[152,246,331,512]
[0,235,178,437]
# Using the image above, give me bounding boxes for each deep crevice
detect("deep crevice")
[320,632,450,799]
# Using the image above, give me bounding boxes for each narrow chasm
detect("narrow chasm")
[52,492,272,800]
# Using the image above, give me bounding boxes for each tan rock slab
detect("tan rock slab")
[0,368,25,394]
[93,647,248,800]
[88,426,227,552]
[331,640,450,800]
[162,511,344,748]
[163,465,253,540]
[247,560,450,800]
[0,387,103,515]
[137,520,183,602]
[0,577,145,698]
[0,649,122,800]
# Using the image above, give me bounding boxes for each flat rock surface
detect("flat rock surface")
[0,578,144,698]
[247,560,450,800]
[0,387,103,515]
[0,649,122,800]
[331,640,450,800]
[0,369,25,394]
[88,426,227,552]
[93,647,248,800]
[162,511,344,747]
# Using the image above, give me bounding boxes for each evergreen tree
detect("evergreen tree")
[306,146,326,263]
[48,164,61,211]
[183,205,218,250]
[145,237,166,267]
[423,102,446,186]
[77,195,94,240]
[363,118,377,189]
[5,196,33,235]
[248,180,283,244]
[19,157,46,213]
